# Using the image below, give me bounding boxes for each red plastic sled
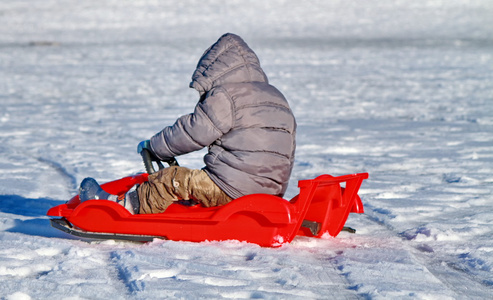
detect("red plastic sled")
[47,172,368,247]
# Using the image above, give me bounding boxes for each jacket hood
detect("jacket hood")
[190,33,268,94]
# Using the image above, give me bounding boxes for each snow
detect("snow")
[1,0,492,298]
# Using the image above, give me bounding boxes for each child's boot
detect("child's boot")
[79,177,140,214]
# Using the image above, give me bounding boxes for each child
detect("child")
[79,33,296,214]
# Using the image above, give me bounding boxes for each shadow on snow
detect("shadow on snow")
[0,194,76,239]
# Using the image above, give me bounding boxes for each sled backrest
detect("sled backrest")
[296,173,368,238]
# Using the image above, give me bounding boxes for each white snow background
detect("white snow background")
[1,0,492,299]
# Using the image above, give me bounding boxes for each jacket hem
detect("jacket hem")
[203,169,243,199]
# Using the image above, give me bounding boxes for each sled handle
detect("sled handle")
[141,149,179,174]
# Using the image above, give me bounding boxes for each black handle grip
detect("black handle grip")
[141,149,178,174]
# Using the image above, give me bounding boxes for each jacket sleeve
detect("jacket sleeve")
[150,88,234,160]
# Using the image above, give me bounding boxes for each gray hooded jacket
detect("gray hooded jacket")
[150,33,296,199]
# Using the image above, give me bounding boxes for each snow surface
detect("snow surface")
[1,0,493,299]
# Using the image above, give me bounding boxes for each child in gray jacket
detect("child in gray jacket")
[80,33,296,214]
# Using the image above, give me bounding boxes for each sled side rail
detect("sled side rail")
[101,173,149,195]
[211,194,294,224]
[297,173,368,238]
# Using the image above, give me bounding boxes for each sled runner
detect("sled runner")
[47,152,368,247]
